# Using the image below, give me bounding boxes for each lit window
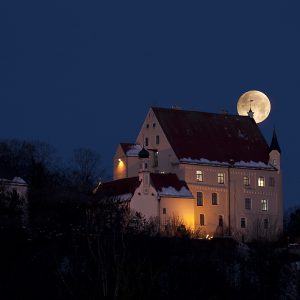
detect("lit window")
[156,135,160,144]
[200,214,205,226]
[245,198,251,210]
[145,137,149,146]
[196,170,203,182]
[241,218,246,228]
[269,177,275,187]
[218,173,225,184]
[218,215,223,227]
[197,192,203,206]
[243,176,250,186]
[261,199,268,211]
[163,208,166,214]
[264,218,269,229]
[212,193,218,205]
[258,176,265,187]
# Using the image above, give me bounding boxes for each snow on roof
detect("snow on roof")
[93,177,141,202]
[152,107,270,164]
[12,177,27,184]
[120,143,142,157]
[158,186,193,197]
[0,177,27,186]
[150,173,193,198]
[112,193,133,202]
[126,144,142,156]
[180,157,275,170]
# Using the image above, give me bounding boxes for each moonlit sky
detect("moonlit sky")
[1,1,299,209]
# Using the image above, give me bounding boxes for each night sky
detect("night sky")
[1,1,299,209]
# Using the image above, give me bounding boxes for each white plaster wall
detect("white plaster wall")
[180,163,283,239]
[136,108,180,175]
[130,183,159,219]
[160,196,195,229]
[113,145,140,180]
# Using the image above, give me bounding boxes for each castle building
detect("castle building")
[94,107,283,240]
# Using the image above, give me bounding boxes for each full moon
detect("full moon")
[237,90,271,123]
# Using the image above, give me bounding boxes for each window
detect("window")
[218,215,223,227]
[145,137,149,146]
[153,123,156,128]
[218,173,225,184]
[200,214,205,226]
[212,193,218,205]
[245,198,252,210]
[241,218,246,228]
[258,176,265,187]
[264,218,269,229]
[196,170,203,182]
[162,208,166,214]
[261,199,268,211]
[146,124,149,128]
[273,159,277,166]
[156,135,160,144]
[197,192,203,206]
[243,176,250,186]
[269,177,275,187]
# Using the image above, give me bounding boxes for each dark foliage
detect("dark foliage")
[0,139,299,299]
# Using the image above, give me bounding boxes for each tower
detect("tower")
[269,128,281,171]
[138,147,150,194]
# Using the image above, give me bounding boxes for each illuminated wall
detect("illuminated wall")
[160,196,195,230]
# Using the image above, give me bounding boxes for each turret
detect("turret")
[138,147,150,194]
[269,128,281,171]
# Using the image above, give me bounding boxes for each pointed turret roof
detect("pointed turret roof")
[269,128,281,154]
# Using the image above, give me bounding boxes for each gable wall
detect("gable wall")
[136,108,180,175]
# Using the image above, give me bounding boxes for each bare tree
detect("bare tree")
[70,147,104,191]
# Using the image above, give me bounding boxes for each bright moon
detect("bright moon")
[237,90,271,123]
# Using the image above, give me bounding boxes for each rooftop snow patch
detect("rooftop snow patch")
[158,186,193,198]
[180,158,275,170]
[12,177,27,184]
[113,193,133,202]
[126,144,142,156]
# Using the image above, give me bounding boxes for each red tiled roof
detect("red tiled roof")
[94,177,141,198]
[150,173,191,194]
[152,107,270,163]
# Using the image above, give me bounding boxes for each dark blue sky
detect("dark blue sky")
[1,1,299,209]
